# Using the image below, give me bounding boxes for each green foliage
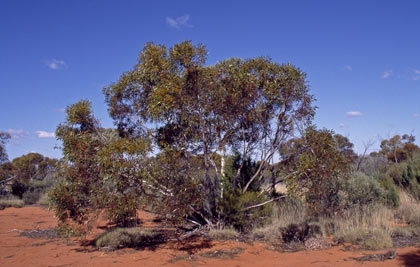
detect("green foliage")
[340,172,389,208]
[219,188,271,231]
[50,100,152,227]
[103,40,315,227]
[0,132,11,164]
[384,152,420,198]
[282,127,354,216]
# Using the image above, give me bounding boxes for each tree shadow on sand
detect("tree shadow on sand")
[398,249,420,267]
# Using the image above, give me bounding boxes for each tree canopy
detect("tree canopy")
[102,40,315,225]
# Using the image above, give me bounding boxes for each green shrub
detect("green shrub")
[219,189,272,232]
[95,228,162,250]
[340,172,388,208]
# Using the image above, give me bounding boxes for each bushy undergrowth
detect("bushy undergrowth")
[95,228,162,249]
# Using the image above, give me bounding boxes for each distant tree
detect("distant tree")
[379,134,419,163]
[103,41,315,226]
[0,132,10,164]
[11,153,57,183]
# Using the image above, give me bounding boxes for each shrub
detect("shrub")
[281,222,322,243]
[219,188,272,232]
[95,228,162,250]
[208,228,239,240]
[340,172,388,208]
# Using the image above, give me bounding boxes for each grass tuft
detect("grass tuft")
[95,227,162,250]
[0,196,24,209]
[208,228,239,240]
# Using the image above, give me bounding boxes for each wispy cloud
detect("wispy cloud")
[346,111,362,117]
[413,69,420,80]
[339,123,345,128]
[381,70,392,79]
[55,108,65,113]
[45,59,67,70]
[345,65,352,71]
[413,114,420,118]
[7,129,28,139]
[36,131,55,138]
[166,15,193,29]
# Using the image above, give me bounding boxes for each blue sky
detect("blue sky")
[1,0,419,159]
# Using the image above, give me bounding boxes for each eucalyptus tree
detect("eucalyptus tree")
[50,100,151,227]
[104,41,315,226]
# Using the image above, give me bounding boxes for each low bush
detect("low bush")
[340,172,388,207]
[208,228,239,240]
[281,222,322,243]
[95,228,162,250]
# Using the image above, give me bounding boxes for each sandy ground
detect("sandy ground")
[0,206,419,267]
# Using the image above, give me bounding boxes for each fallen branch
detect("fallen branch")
[242,195,286,211]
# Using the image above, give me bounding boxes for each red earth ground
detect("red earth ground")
[1,206,419,267]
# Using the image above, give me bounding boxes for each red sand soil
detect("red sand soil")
[1,206,420,267]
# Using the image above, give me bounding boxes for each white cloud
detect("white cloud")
[166,15,193,29]
[413,69,420,80]
[36,131,55,138]
[346,111,362,117]
[345,65,352,71]
[45,59,67,70]
[6,129,28,139]
[381,70,392,79]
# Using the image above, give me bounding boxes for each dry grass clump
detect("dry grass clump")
[95,227,162,250]
[208,228,239,240]
[251,199,307,241]
[330,204,393,249]
[395,191,420,226]
[36,193,49,206]
[0,196,24,209]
